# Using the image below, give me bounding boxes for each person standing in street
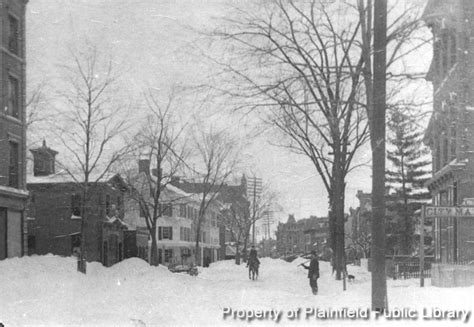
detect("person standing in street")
[302,250,320,295]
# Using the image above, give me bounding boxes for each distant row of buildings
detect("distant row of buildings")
[275,214,330,257]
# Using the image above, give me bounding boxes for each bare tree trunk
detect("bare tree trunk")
[371,0,388,312]
[195,221,202,266]
[332,165,346,280]
[78,185,88,274]
[235,243,241,265]
[150,221,159,266]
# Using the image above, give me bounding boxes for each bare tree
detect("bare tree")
[211,1,370,279]
[192,129,238,265]
[124,89,189,266]
[220,178,277,264]
[244,181,277,260]
[26,80,50,130]
[346,210,372,259]
[54,40,130,273]
[208,0,428,281]
[220,196,250,265]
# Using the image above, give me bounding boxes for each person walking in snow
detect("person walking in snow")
[247,245,260,267]
[302,250,320,295]
[247,245,260,280]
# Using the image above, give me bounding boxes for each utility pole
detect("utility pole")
[247,176,262,245]
[371,0,388,312]
[261,209,274,257]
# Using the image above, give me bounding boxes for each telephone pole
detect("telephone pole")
[371,0,388,312]
[247,176,262,245]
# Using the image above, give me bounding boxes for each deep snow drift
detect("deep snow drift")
[0,255,473,326]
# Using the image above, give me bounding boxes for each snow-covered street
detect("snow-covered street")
[0,255,473,326]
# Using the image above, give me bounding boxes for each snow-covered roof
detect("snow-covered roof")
[28,170,120,185]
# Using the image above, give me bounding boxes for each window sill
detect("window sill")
[0,46,25,63]
[2,113,22,125]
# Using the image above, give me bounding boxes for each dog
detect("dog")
[347,274,355,282]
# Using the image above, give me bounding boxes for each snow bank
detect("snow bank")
[0,255,473,326]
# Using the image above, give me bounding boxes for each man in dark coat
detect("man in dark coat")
[302,251,320,295]
[247,245,260,267]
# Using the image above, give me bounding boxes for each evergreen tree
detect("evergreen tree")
[386,109,431,255]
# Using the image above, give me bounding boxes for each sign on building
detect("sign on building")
[424,206,474,218]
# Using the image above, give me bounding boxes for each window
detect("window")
[180,227,191,241]
[71,193,82,217]
[450,124,456,160]
[8,141,19,188]
[443,132,449,166]
[158,226,173,240]
[139,204,146,218]
[8,15,19,55]
[164,249,173,263]
[8,75,20,118]
[117,196,122,214]
[180,204,187,218]
[105,194,111,216]
[450,33,457,67]
[441,33,448,75]
[160,203,172,217]
[181,248,191,258]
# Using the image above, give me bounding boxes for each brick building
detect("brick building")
[0,0,28,260]
[26,142,132,265]
[275,215,329,256]
[423,0,474,264]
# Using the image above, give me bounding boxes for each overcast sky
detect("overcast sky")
[26,0,432,234]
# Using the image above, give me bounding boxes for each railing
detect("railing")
[393,262,431,279]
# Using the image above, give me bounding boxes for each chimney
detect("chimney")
[138,159,150,175]
[30,139,58,176]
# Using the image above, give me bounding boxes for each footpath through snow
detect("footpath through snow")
[0,255,473,326]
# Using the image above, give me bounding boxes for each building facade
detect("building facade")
[125,160,221,267]
[26,142,133,265]
[0,0,28,260]
[423,0,474,263]
[275,215,329,256]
